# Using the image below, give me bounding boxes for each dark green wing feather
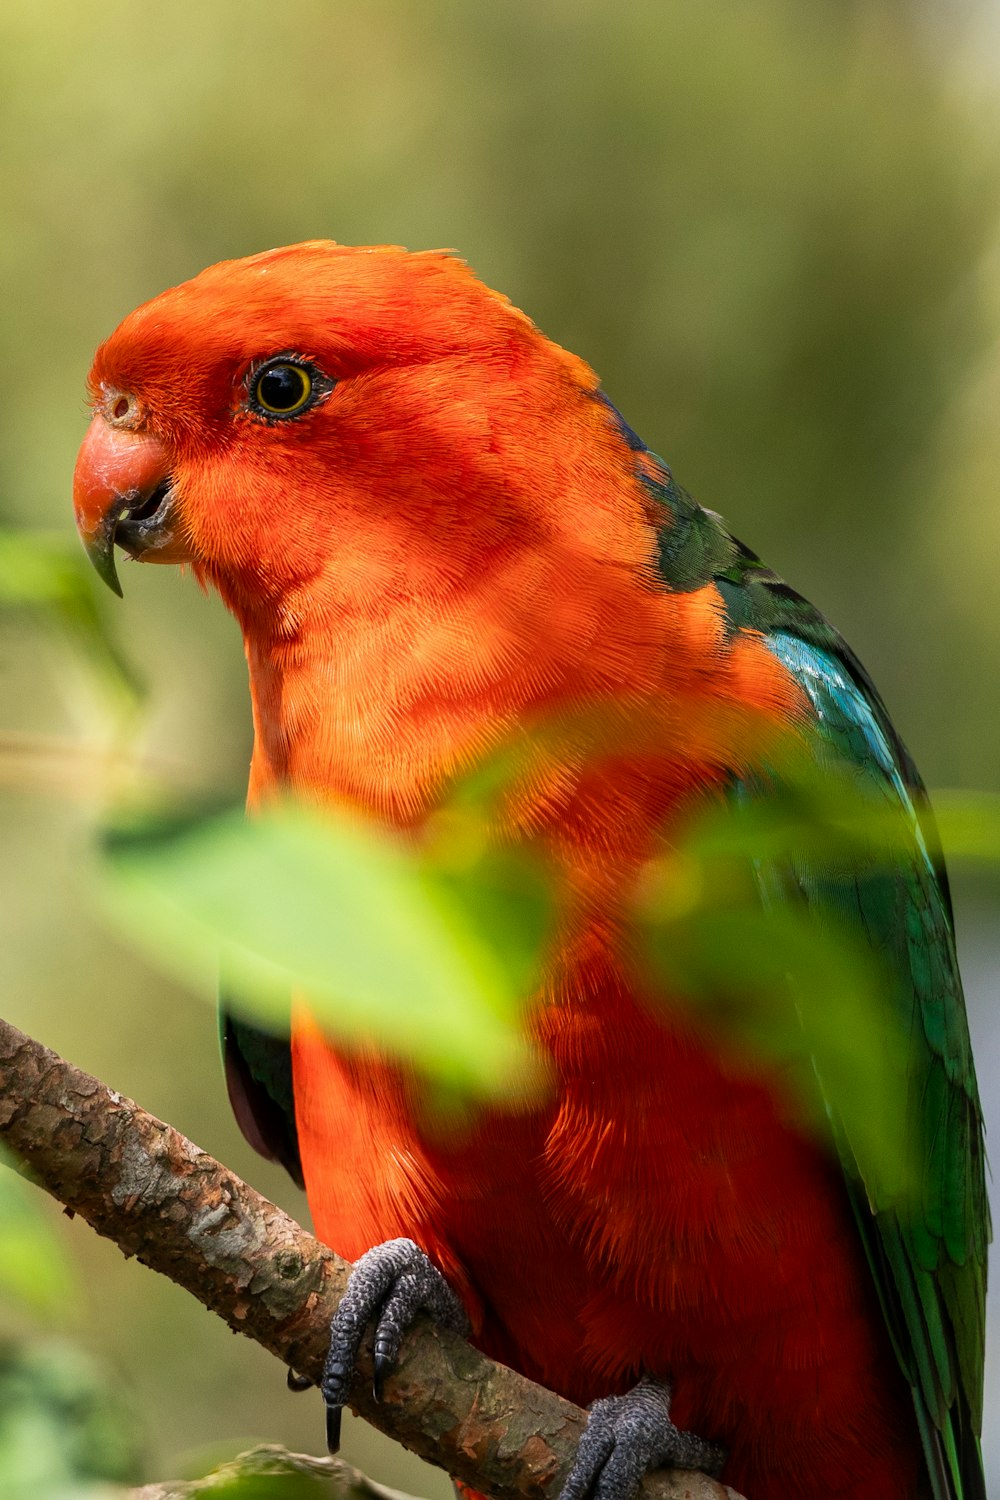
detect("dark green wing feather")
[220,1007,303,1189]
[598,393,989,1499]
[753,629,988,1500]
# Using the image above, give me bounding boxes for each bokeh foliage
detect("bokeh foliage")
[1,0,998,1492]
[0,1153,142,1498]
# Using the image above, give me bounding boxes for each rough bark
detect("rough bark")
[0,1016,741,1500]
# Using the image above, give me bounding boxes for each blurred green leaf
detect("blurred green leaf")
[0,1338,142,1499]
[423,812,554,1004]
[642,903,913,1195]
[676,766,910,871]
[193,1475,330,1499]
[670,741,1000,876]
[636,771,1000,1201]
[0,529,141,709]
[98,800,551,1102]
[153,1442,389,1498]
[0,1152,75,1321]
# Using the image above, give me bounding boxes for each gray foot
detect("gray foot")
[559,1379,726,1500]
[321,1237,469,1452]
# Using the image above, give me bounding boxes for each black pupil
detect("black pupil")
[259,365,305,411]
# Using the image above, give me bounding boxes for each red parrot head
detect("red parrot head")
[72,241,633,624]
[71,242,704,815]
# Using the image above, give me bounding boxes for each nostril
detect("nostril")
[126,480,171,524]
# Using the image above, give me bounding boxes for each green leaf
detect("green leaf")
[0,1155,75,1321]
[642,904,916,1196]
[633,752,928,1199]
[98,800,551,1102]
[192,1476,330,1499]
[0,529,141,707]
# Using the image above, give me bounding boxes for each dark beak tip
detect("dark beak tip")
[83,513,126,598]
[94,546,124,597]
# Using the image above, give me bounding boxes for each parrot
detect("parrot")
[71,241,988,1500]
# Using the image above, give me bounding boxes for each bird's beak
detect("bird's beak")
[73,415,185,597]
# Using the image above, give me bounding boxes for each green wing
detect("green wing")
[598,392,990,1498]
[751,627,988,1500]
[220,1005,302,1188]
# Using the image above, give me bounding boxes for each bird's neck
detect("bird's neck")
[228,542,798,852]
[234,529,663,822]
[231,529,678,826]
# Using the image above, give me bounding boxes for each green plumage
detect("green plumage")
[220,1007,301,1187]
[628,405,989,1500]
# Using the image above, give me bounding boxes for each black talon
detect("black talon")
[326,1401,343,1454]
[287,1367,313,1393]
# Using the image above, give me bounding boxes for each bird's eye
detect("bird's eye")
[251,361,314,417]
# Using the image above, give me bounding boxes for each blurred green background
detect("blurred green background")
[1,0,998,1492]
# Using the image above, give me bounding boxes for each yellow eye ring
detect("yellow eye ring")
[253,361,313,416]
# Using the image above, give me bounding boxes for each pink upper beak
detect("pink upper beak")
[73,415,178,596]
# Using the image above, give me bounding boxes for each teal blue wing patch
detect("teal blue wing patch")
[756,632,988,1500]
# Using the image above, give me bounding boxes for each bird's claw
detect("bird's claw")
[321,1236,468,1452]
[559,1379,726,1500]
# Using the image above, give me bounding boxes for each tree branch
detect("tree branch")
[0,1017,741,1500]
